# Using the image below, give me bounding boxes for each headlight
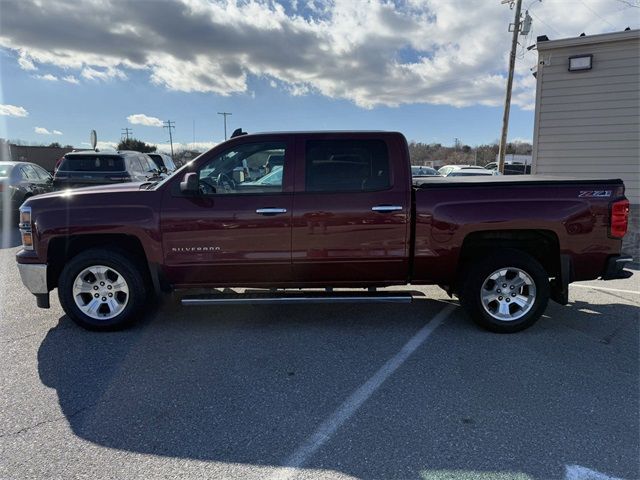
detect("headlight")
[19,208,31,227]
[19,206,33,251]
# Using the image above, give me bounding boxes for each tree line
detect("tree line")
[408,141,532,166]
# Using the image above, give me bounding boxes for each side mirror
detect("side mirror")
[180,172,199,195]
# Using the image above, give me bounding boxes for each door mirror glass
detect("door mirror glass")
[180,172,199,195]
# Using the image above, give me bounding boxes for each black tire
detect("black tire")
[58,248,149,331]
[460,249,550,333]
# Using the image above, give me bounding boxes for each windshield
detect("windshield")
[147,154,164,169]
[148,152,205,190]
[58,155,125,172]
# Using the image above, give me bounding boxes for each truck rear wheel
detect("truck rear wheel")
[460,249,550,333]
[58,248,148,331]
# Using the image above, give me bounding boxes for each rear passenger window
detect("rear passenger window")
[305,140,390,192]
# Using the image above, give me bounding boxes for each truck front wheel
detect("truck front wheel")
[58,248,149,331]
[460,249,550,333]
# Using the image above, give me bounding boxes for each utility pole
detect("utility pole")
[498,0,523,174]
[163,120,175,159]
[217,112,232,140]
[121,128,132,141]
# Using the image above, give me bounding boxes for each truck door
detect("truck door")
[160,138,294,286]
[291,135,411,284]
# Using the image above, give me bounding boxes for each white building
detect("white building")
[532,29,639,257]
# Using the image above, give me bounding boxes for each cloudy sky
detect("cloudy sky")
[0,0,638,152]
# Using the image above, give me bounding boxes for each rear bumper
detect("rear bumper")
[601,255,634,280]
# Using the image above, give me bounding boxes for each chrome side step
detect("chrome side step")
[181,291,413,306]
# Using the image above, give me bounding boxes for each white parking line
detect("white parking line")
[572,284,639,295]
[565,464,624,480]
[269,304,457,480]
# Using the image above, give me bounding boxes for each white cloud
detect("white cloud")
[87,140,215,153]
[96,141,118,150]
[0,0,637,109]
[34,127,63,135]
[127,113,164,127]
[81,66,126,81]
[62,75,79,84]
[153,141,217,154]
[18,54,37,71]
[0,104,29,117]
[35,73,58,81]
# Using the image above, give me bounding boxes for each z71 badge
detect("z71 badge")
[578,190,612,198]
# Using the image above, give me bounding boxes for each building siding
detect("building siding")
[532,31,640,207]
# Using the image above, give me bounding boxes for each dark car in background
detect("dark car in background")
[53,150,162,190]
[147,152,177,173]
[411,165,440,177]
[0,161,53,216]
[484,162,531,175]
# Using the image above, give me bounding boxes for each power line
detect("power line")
[578,0,616,27]
[217,112,232,141]
[163,120,175,159]
[528,9,561,35]
[121,127,133,141]
[613,0,639,7]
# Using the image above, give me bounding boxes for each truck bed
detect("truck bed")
[414,175,625,188]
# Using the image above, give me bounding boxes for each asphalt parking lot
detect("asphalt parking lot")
[1,228,638,480]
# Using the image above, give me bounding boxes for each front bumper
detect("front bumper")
[18,263,48,293]
[17,263,50,308]
[602,255,634,280]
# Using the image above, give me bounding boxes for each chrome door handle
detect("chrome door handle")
[256,208,287,215]
[371,205,403,212]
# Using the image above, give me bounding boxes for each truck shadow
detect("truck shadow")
[37,297,639,479]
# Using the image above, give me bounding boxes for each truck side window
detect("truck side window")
[198,142,286,194]
[305,140,390,192]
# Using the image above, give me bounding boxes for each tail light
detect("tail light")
[610,199,630,239]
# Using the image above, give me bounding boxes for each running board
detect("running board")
[181,291,413,306]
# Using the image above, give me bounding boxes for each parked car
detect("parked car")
[485,162,531,175]
[0,161,53,216]
[411,165,440,177]
[17,131,631,334]
[147,152,177,173]
[53,150,163,190]
[439,165,498,177]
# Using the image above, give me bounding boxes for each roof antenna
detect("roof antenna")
[231,128,248,138]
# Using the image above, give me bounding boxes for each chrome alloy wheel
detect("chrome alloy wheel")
[480,267,536,322]
[72,265,129,320]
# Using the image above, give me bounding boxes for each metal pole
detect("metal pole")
[217,112,232,140]
[498,0,522,174]
[163,120,175,159]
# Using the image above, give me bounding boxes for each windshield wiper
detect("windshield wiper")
[139,180,159,190]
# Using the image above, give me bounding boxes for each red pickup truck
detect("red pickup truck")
[16,131,631,333]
